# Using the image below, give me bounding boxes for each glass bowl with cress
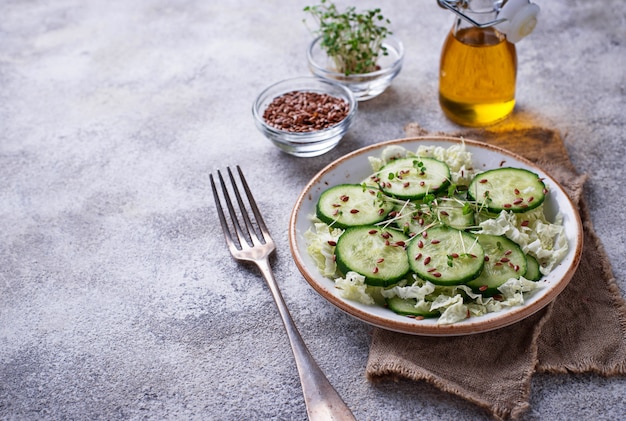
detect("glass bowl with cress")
[304,0,404,101]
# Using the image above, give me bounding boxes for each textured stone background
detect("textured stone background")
[1,0,625,420]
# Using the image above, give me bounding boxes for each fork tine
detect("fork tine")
[227,166,264,246]
[210,172,239,251]
[215,169,251,249]
[235,166,272,243]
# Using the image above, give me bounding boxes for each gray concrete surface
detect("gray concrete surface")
[1,1,625,420]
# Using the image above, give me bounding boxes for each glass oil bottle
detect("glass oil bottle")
[437,0,539,126]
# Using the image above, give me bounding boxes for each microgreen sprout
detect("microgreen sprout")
[447,183,457,197]
[413,160,426,175]
[423,193,436,208]
[447,255,454,267]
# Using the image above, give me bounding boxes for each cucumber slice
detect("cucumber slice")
[378,157,451,200]
[407,225,484,286]
[316,184,393,229]
[436,197,475,230]
[386,296,439,318]
[468,167,546,213]
[466,234,528,296]
[335,226,410,287]
[524,253,542,281]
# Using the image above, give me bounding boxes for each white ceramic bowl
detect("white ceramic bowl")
[289,136,584,336]
[307,35,404,101]
[252,76,357,158]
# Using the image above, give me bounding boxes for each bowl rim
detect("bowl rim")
[307,34,405,80]
[252,76,357,137]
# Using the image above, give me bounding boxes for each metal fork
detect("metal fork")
[210,166,356,421]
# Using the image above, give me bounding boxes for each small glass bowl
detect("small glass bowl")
[307,35,404,101]
[252,77,357,157]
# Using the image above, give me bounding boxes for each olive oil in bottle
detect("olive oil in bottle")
[439,25,517,127]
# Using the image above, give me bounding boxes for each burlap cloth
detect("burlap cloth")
[365,124,626,420]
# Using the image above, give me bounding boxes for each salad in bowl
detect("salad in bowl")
[289,137,583,335]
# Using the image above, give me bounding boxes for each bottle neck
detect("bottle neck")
[451,9,506,45]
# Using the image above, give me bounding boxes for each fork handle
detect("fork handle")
[255,258,357,421]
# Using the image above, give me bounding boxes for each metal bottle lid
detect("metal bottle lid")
[437,0,540,43]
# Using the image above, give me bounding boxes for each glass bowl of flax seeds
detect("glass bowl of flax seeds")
[252,76,357,157]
